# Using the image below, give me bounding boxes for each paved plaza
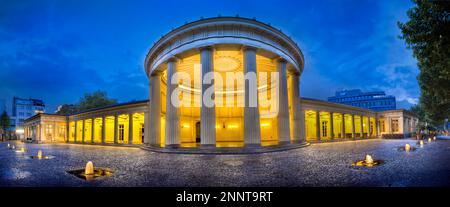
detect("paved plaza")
[1,139,449,187]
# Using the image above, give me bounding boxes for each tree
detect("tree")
[0,111,11,141]
[398,0,450,126]
[55,104,78,115]
[55,91,117,115]
[77,91,117,111]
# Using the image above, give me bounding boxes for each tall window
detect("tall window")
[321,121,328,137]
[119,124,124,141]
[45,125,53,140]
[380,120,385,132]
[392,120,399,132]
[140,123,145,143]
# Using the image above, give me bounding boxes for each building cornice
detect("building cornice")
[144,17,304,77]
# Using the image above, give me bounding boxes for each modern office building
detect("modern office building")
[12,97,45,138]
[23,17,418,149]
[328,89,396,111]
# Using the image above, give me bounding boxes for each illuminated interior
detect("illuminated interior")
[76,120,83,142]
[84,119,92,143]
[132,113,145,144]
[354,115,362,138]
[93,117,102,143]
[332,113,343,139]
[362,116,369,138]
[369,117,376,137]
[158,45,288,147]
[344,114,353,138]
[104,116,115,144]
[117,114,129,144]
[69,121,75,142]
[305,110,317,141]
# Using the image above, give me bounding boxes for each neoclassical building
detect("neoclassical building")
[23,17,419,149]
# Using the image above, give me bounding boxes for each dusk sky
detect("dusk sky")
[0,0,420,113]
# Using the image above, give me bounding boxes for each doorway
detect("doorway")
[195,121,201,143]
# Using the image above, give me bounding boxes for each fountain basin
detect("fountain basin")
[29,155,55,160]
[417,140,426,146]
[352,155,383,167]
[67,168,114,181]
[398,144,417,152]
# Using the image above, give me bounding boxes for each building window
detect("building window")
[380,120,385,132]
[321,121,328,137]
[392,120,399,132]
[45,125,53,140]
[119,124,124,141]
[140,123,145,143]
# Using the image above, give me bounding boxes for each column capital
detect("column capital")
[166,57,179,63]
[242,45,258,52]
[198,45,214,51]
[276,57,288,63]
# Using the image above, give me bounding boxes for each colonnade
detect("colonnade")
[148,46,304,147]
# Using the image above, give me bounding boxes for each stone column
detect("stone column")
[330,112,334,139]
[144,112,149,144]
[148,74,161,146]
[399,116,404,135]
[388,117,392,133]
[289,73,303,142]
[165,58,181,147]
[82,119,85,143]
[114,115,118,144]
[368,117,372,138]
[200,47,216,147]
[53,123,57,142]
[74,120,77,143]
[360,116,364,138]
[341,114,345,138]
[277,59,291,144]
[243,46,261,146]
[91,118,94,143]
[101,116,105,144]
[316,110,321,140]
[351,115,356,138]
[376,117,380,138]
[128,113,133,144]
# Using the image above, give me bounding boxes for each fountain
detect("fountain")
[7,143,10,149]
[85,161,94,175]
[433,136,436,141]
[11,145,15,150]
[418,140,424,147]
[405,144,411,151]
[67,161,114,181]
[16,147,26,153]
[365,154,374,164]
[398,143,416,151]
[30,150,53,159]
[352,154,383,167]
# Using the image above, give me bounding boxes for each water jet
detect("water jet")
[398,143,416,151]
[67,161,114,181]
[352,154,383,167]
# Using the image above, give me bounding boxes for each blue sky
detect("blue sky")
[0,0,420,113]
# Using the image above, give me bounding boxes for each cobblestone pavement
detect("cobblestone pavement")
[1,139,449,187]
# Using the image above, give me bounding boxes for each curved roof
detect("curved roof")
[144,16,305,76]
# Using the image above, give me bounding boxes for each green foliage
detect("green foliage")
[55,104,78,115]
[77,91,117,112]
[56,91,117,115]
[398,0,450,126]
[0,111,11,131]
